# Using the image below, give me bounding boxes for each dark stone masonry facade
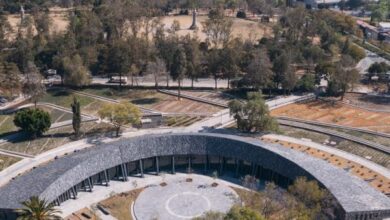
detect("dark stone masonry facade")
[0,133,389,220]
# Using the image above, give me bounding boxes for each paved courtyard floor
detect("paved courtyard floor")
[133,175,239,220]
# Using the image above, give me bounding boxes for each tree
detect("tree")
[220,46,240,88]
[145,58,166,88]
[202,8,233,48]
[281,66,297,95]
[225,206,265,220]
[182,35,202,88]
[241,51,273,91]
[297,74,316,92]
[98,101,141,137]
[368,62,389,79]
[328,55,359,100]
[107,40,131,89]
[170,47,187,100]
[207,49,222,89]
[22,62,46,107]
[288,177,325,210]
[17,196,61,220]
[228,92,278,133]
[272,52,290,89]
[71,96,81,137]
[0,13,12,49]
[62,55,91,87]
[0,62,22,98]
[14,108,51,138]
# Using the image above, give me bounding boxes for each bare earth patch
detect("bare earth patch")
[64,207,101,220]
[98,189,143,220]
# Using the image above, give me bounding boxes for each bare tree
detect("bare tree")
[22,62,46,108]
[202,8,233,48]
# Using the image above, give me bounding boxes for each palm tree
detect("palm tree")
[18,196,62,220]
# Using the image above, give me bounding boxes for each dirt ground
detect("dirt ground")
[271,100,390,134]
[98,189,143,220]
[160,15,272,42]
[7,11,271,42]
[64,207,101,220]
[149,93,222,114]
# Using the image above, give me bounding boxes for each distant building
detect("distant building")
[378,22,390,32]
[356,20,390,42]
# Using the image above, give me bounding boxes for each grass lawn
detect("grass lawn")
[0,122,114,155]
[81,88,162,107]
[0,115,18,135]
[40,89,95,109]
[0,155,21,171]
[98,189,143,220]
[0,106,73,137]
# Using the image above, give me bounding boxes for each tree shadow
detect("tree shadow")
[131,98,160,105]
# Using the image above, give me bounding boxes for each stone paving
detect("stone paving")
[133,175,239,220]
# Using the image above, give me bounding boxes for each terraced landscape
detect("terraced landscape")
[271,100,390,133]
[261,137,390,195]
[278,125,390,168]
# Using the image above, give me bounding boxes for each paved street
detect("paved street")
[356,49,390,75]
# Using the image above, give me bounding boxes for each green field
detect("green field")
[40,89,95,109]
[0,106,73,137]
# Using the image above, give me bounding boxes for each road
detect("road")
[356,49,390,75]
[91,77,230,89]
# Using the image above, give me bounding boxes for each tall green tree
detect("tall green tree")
[71,96,81,137]
[242,50,273,92]
[62,55,91,87]
[170,47,187,99]
[182,35,202,88]
[17,196,61,220]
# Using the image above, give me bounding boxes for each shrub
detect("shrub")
[14,108,51,138]
[236,10,246,18]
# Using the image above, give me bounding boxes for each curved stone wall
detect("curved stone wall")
[0,133,389,220]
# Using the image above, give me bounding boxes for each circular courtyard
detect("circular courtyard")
[133,175,239,220]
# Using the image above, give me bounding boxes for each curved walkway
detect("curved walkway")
[277,119,390,154]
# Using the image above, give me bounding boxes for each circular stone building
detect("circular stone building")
[0,133,389,220]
